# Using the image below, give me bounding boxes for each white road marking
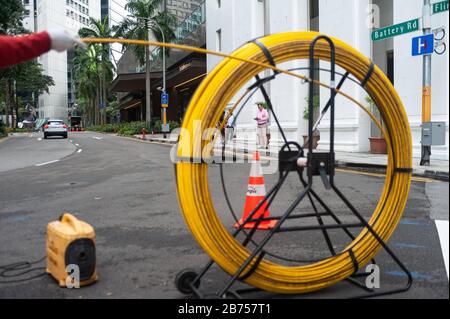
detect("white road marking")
[77,149,82,153]
[37,138,42,141]
[436,220,449,280]
[35,160,59,167]
[75,143,80,147]
[92,136,103,140]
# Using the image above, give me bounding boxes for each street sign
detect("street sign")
[372,18,420,42]
[161,92,169,108]
[412,34,435,56]
[433,0,449,14]
[161,124,170,133]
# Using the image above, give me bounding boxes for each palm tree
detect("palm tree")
[74,47,100,126]
[74,43,114,126]
[79,17,115,125]
[116,0,177,126]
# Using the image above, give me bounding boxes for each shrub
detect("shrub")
[86,120,181,136]
[5,127,29,133]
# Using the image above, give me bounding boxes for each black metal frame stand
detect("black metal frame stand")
[175,35,412,299]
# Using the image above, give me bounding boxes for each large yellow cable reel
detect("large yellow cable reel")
[176,31,412,294]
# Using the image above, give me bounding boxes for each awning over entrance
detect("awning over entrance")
[111,72,162,93]
[112,55,207,123]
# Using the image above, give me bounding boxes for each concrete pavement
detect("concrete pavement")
[0,133,76,173]
[0,132,448,299]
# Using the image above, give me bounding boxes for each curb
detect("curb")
[335,161,449,181]
[422,170,449,181]
[0,136,11,144]
[90,132,449,181]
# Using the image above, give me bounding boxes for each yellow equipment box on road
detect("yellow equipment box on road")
[46,213,97,287]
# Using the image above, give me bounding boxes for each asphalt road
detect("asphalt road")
[0,132,448,299]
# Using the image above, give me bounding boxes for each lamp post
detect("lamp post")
[420,0,432,166]
[152,22,168,139]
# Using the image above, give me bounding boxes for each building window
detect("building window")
[216,29,222,51]
[387,51,394,84]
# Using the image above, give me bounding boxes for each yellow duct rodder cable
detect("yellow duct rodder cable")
[84,32,412,294]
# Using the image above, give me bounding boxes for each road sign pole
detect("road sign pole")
[421,0,433,166]
[161,92,169,139]
[163,108,167,139]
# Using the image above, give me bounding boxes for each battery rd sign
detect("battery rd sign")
[372,18,420,41]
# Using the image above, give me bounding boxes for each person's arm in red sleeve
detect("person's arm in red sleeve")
[0,30,87,68]
[0,32,51,68]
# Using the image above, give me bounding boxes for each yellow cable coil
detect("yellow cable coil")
[175,32,412,294]
[83,32,412,294]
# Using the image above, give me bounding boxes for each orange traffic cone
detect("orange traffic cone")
[235,151,277,230]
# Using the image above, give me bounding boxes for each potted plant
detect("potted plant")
[303,95,321,149]
[366,96,387,154]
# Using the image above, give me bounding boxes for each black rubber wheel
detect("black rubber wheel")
[175,269,200,295]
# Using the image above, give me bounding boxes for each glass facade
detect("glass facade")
[101,0,109,23]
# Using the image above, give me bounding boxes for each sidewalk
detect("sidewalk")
[134,134,449,181]
[135,133,178,144]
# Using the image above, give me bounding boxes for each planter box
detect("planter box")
[369,137,387,154]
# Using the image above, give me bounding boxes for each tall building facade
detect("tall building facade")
[206,0,449,161]
[165,0,204,22]
[100,0,129,67]
[112,0,207,123]
[21,0,100,120]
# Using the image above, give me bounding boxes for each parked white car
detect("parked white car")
[43,119,68,139]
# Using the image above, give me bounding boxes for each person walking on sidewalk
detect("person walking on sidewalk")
[255,102,269,149]
[0,30,86,68]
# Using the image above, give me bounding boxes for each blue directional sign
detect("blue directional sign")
[412,34,435,56]
[161,93,169,108]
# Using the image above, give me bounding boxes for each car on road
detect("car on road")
[43,119,68,139]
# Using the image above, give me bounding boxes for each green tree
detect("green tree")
[0,0,25,35]
[79,17,116,125]
[0,0,26,127]
[0,61,55,127]
[73,43,114,126]
[116,0,177,125]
